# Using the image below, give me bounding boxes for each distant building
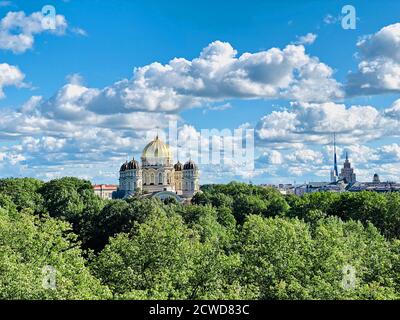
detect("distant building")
[261,184,295,195]
[373,173,380,183]
[294,181,347,196]
[294,135,358,196]
[93,184,118,199]
[330,134,356,184]
[118,136,199,201]
[348,174,400,193]
[265,136,399,196]
[339,152,356,184]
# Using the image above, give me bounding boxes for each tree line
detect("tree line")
[1,177,400,299]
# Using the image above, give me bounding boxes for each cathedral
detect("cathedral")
[330,134,356,184]
[118,136,199,200]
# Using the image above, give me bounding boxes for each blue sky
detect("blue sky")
[1,0,400,185]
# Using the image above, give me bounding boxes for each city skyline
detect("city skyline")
[2,1,400,185]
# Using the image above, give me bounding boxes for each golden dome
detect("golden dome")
[141,136,172,163]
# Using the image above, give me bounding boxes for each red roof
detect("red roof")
[93,184,118,190]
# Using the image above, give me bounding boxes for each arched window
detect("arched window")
[158,172,163,185]
[151,173,155,185]
[167,173,171,184]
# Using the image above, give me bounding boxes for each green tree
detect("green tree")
[39,177,102,222]
[39,177,104,248]
[238,215,398,300]
[0,205,111,299]
[92,209,244,299]
[0,178,44,213]
[239,215,314,299]
[233,194,268,223]
[81,198,159,251]
[308,217,397,299]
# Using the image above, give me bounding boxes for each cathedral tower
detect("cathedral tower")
[339,152,356,184]
[174,161,183,195]
[182,160,199,198]
[119,157,142,196]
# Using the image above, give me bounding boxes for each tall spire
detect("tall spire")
[345,151,348,161]
[333,132,338,177]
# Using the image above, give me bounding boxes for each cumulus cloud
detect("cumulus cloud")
[0,74,181,181]
[286,148,323,164]
[84,40,343,113]
[0,39,342,120]
[256,101,396,146]
[343,144,379,164]
[346,23,400,95]
[259,150,283,165]
[0,10,67,53]
[293,33,317,45]
[383,98,400,119]
[252,97,400,182]
[252,141,400,183]
[379,143,400,161]
[5,30,400,183]
[0,63,25,98]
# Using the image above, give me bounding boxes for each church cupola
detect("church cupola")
[183,159,197,170]
[174,161,183,171]
[127,157,140,170]
[120,161,128,172]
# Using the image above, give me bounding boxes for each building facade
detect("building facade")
[93,184,118,199]
[348,174,400,192]
[118,136,199,199]
[339,152,356,184]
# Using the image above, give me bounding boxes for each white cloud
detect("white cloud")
[70,27,87,37]
[383,98,400,119]
[379,143,400,161]
[293,33,317,45]
[256,101,395,146]
[347,23,400,95]
[286,148,323,164]
[84,40,343,113]
[0,63,25,98]
[202,102,232,114]
[259,150,283,165]
[323,14,339,25]
[6,29,400,183]
[343,144,379,164]
[0,10,67,53]
[0,40,342,120]
[0,74,182,179]
[251,97,400,183]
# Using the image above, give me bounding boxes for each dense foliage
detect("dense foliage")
[1,178,400,299]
